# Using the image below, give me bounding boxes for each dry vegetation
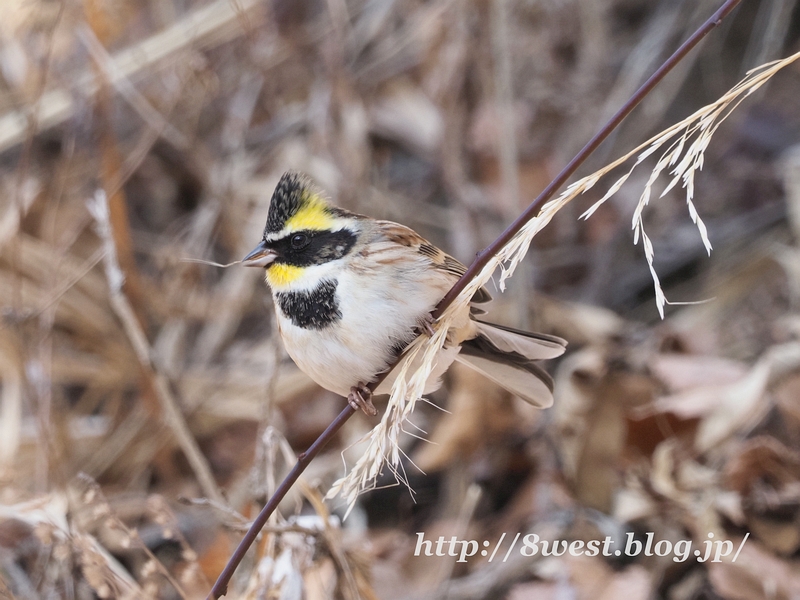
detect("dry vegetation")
[1,0,800,598]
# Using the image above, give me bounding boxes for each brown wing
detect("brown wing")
[377,220,492,304]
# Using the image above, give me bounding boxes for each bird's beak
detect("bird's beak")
[242,241,277,267]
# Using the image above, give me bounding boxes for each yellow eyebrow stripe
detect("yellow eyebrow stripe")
[266,264,304,288]
[285,193,335,232]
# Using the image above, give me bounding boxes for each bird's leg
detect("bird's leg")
[348,382,378,416]
[415,313,436,337]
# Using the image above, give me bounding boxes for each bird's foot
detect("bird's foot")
[348,382,378,416]
[416,313,437,337]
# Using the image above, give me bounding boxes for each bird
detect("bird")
[242,171,566,416]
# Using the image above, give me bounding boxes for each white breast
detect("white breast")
[273,248,459,398]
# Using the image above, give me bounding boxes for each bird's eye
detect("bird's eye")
[290,233,310,249]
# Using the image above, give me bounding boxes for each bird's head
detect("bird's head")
[242,172,359,290]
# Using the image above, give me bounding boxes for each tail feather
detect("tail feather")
[474,320,567,360]
[456,322,567,408]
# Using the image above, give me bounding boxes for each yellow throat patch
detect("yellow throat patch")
[266,264,303,288]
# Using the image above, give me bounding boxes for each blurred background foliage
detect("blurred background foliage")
[1,0,800,598]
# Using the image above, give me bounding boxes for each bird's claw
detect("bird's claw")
[348,383,377,416]
[416,313,436,337]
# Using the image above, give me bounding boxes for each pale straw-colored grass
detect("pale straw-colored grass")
[327,51,800,509]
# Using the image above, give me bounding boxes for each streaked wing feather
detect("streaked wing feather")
[378,221,492,304]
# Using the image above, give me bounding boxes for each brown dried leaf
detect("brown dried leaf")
[708,541,800,600]
[553,347,655,511]
[507,580,559,600]
[749,517,800,556]
[594,564,651,600]
[413,362,524,473]
[369,80,443,155]
[724,437,800,495]
[563,555,651,600]
[534,296,625,347]
[774,374,800,432]
[695,362,771,453]
[649,354,748,393]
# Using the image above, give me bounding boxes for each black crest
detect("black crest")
[264,171,309,235]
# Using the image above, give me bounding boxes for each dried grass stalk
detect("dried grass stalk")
[0,0,264,153]
[87,190,225,506]
[327,50,800,509]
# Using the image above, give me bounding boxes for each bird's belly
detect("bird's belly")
[274,269,448,397]
[277,319,383,396]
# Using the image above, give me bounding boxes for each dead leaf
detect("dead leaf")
[708,541,800,600]
[695,362,771,453]
[748,518,800,556]
[414,362,527,473]
[595,564,651,600]
[563,554,651,600]
[369,80,443,155]
[724,437,800,495]
[649,354,748,393]
[553,347,655,511]
[507,580,559,600]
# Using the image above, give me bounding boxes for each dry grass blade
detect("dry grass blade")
[0,0,264,154]
[0,491,145,599]
[87,190,225,506]
[581,52,800,315]
[5,0,795,598]
[327,50,800,508]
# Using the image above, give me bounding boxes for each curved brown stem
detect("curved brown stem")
[209,1,743,596]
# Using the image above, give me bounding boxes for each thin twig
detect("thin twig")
[434,0,742,317]
[0,0,265,154]
[77,24,191,151]
[491,0,528,329]
[87,191,226,507]
[210,405,356,598]
[75,474,192,600]
[436,483,483,594]
[300,481,362,600]
[12,0,66,494]
[324,0,752,517]
[208,1,743,596]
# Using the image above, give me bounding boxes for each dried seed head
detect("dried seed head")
[326,49,800,511]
